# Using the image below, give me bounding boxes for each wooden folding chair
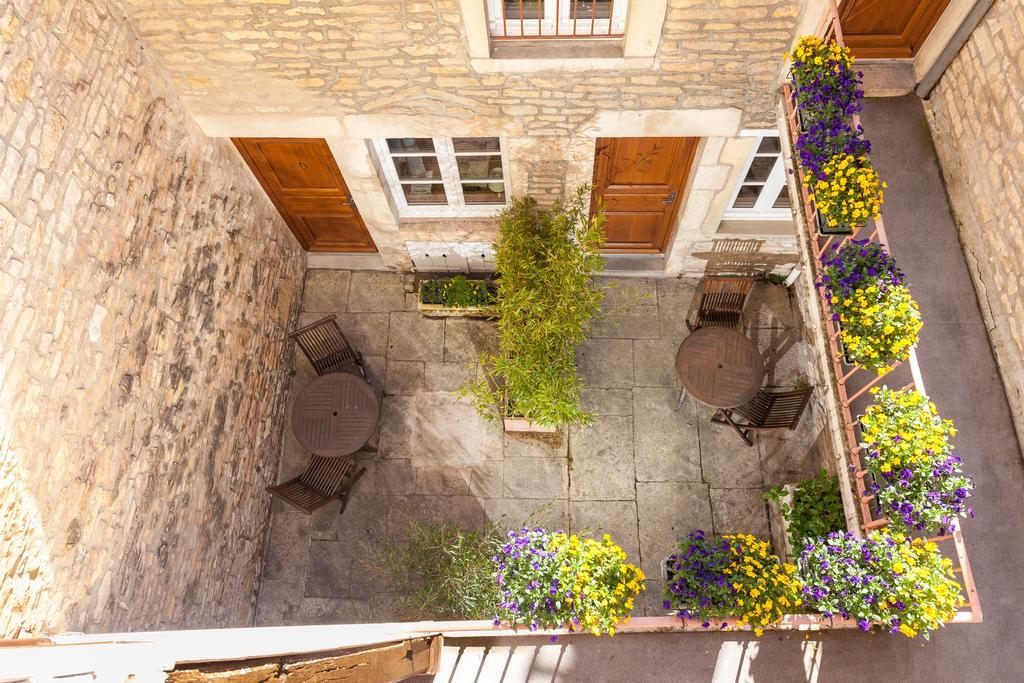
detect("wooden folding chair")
[266,455,366,515]
[687,276,756,332]
[712,387,813,447]
[290,314,365,377]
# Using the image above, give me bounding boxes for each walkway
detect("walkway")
[423,97,1024,682]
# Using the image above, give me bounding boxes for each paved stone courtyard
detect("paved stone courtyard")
[255,270,821,625]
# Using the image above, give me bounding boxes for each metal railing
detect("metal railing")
[488,0,626,39]
[780,0,982,624]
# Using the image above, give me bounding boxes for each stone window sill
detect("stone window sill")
[472,42,654,73]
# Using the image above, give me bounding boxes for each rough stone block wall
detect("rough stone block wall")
[0,0,305,636]
[120,0,802,130]
[924,0,1024,450]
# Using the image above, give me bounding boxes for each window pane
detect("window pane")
[732,185,760,209]
[503,0,541,20]
[402,183,447,205]
[756,137,781,154]
[453,137,501,153]
[574,0,612,19]
[773,186,792,209]
[457,155,503,181]
[462,183,506,204]
[392,156,441,181]
[742,157,776,183]
[387,138,435,154]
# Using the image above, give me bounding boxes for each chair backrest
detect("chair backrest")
[299,455,354,497]
[695,276,755,328]
[734,387,813,429]
[290,315,360,376]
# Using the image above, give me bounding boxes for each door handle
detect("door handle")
[340,198,353,207]
[663,191,677,206]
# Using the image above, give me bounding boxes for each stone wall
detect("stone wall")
[924,0,1024,450]
[0,0,305,637]
[120,0,803,130]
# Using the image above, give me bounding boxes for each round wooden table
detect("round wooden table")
[291,372,380,457]
[675,327,765,409]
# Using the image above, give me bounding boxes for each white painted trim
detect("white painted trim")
[372,137,511,218]
[723,132,791,220]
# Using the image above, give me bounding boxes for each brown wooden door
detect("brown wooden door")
[591,137,699,253]
[839,0,951,58]
[232,138,378,253]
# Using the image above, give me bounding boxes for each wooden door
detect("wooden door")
[839,0,951,58]
[233,138,378,253]
[591,137,699,253]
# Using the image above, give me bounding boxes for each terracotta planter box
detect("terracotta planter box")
[416,301,498,318]
[502,416,557,433]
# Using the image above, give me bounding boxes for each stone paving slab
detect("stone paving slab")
[258,270,820,627]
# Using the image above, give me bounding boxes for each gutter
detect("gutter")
[915,0,996,98]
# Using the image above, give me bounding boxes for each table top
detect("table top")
[291,372,380,457]
[675,327,765,409]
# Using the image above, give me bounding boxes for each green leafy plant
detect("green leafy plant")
[362,521,503,620]
[419,275,495,308]
[462,186,605,428]
[763,469,846,550]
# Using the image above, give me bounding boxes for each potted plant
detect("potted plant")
[788,35,863,127]
[417,274,498,318]
[859,387,974,533]
[804,153,886,235]
[818,240,921,372]
[800,530,964,638]
[663,530,802,636]
[492,527,644,635]
[763,468,846,562]
[462,185,605,432]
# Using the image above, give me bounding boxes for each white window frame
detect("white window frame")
[486,0,628,38]
[373,137,511,218]
[724,130,792,221]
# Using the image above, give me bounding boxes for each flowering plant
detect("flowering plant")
[819,239,903,300]
[806,154,886,230]
[493,527,644,635]
[861,387,974,532]
[789,36,863,123]
[795,117,871,182]
[800,530,964,639]
[664,531,802,636]
[831,282,921,372]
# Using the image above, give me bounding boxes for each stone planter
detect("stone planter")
[416,300,498,318]
[502,416,557,433]
[766,484,797,563]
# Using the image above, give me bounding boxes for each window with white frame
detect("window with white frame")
[724,132,793,220]
[486,0,628,39]
[374,137,510,217]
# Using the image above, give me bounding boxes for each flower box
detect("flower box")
[417,275,498,319]
[502,416,557,434]
[416,301,498,318]
[814,207,855,236]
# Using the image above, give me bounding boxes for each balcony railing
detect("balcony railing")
[779,0,982,624]
[486,0,626,39]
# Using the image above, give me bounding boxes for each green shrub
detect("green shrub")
[462,186,605,428]
[418,275,495,308]
[764,469,846,549]
[363,521,503,620]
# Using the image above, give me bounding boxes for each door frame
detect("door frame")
[232,137,378,253]
[590,136,702,254]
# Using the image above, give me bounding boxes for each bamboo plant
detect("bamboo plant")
[462,185,605,428]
